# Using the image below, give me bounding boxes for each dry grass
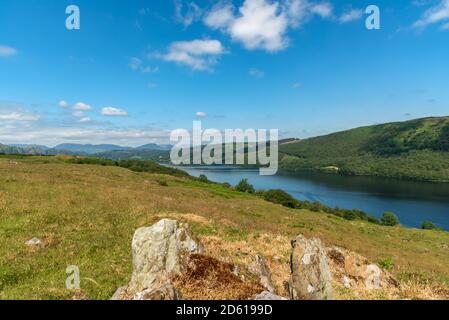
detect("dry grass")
[0,156,448,300]
[172,254,263,300]
[200,234,291,296]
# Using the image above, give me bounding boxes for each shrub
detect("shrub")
[62,157,188,177]
[381,212,400,226]
[256,188,380,224]
[421,221,439,230]
[235,178,255,194]
[342,210,359,221]
[261,189,299,208]
[156,179,168,187]
[222,182,231,188]
[378,258,395,271]
[198,174,209,183]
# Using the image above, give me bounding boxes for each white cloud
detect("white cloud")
[159,39,226,70]
[285,0,310,27]
[292,82,301,88]
[129,57,142,70]
[413,0,449,28]
[203,0,333,52]
[59,100,69,108]
[286,0,333,27]
[412,0,434,7]
[129,57,159,73]
[0,123,171,147]
[229,0,289,51]
[0,112,39,121]
[309,2,333,18]
[196,111,207,118]
[72,111,85,118]
[442,21,449,29]
[148,82,158,89]
[0,102,168,146]
[79,117,91,123]
[139,7,151,16]
[74,102,92,111]
[204,2,235,29]
[141,66,159,73]
[101,107,129,117]
[174,0,203,27]
[249,68,265,78]
[0,45,18,58]
[339,8,363,23]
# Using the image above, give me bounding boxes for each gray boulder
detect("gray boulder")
[128,219,202,293]
[111,286,127,300]
[133,283,182,300]
[25,237,44,248]
[254,291,288,300]
[248,255,275,293]
[289,235,333,300]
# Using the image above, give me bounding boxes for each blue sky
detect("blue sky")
[0,0,448,146]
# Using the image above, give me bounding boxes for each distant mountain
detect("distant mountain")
[0,142,172,161]
[279,116,449,182]
[54,144,132,154]
[136,143,173,151]
[0,144,55,155]
[95,149,171,162]
[10,144,50,150]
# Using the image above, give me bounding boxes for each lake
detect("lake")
[177,166,449,231]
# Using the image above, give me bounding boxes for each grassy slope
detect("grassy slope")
[0,156,448,299]
[279,117,449,182]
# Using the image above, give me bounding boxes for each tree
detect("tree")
[235,178,255,194]
[198,174,209,183]
[380,212,400,226]
[421,221,439,230]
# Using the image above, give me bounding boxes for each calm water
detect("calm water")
[177,166,449,231]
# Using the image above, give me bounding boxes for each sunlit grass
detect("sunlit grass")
[0,156,448,299]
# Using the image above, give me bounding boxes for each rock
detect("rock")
[254,291,288,300]
[128,219,202,293]
[72,291,89,300]
[289,235,333,300]
[25,237,44,248]
[232,265,240,276]
[133,283,182,300]
[342,276,351,288]
[326,246,399,292]
[248,255,275,293]
[111,286,127,300]
[365,264,382,290]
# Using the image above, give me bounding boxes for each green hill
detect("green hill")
[279,116,449,182]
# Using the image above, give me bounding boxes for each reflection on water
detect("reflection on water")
[177,166,449,231]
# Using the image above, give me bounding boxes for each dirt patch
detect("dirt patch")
[173,254,263,300]
[327,248,346,268]
[153,213,212,225]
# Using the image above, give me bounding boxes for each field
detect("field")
[0,156,448,300]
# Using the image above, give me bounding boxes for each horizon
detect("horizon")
[1,114,448,148]
[1,0,449,146]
